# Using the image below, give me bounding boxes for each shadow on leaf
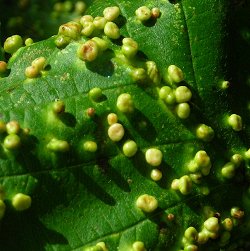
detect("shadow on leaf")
[72,167,116,206]
[127,108,157,143]
[0,212,68,251]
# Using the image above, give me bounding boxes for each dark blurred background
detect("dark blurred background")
[0,0,91,43]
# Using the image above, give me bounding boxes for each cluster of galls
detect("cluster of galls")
[52,1,86,18]
[83,240,147,251]
[180,206,245,250]
[0,120,30,151]
[1,2,249,250]
[55,5,122,50]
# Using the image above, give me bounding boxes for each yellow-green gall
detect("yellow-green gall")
[12,193,32,211]
[0,200,6,220]
[107,113,118,125]
[24,38,34,46]
[4,35,23,54]
[47,138,70,152]
[230,154,243,168]
[55,35,72,49]
[104,22,120,39]
[228,114,243,131]
[136,194,158,213]
[132,241,146,251]
[52,100,65,114]
[6,120,20,135]
[135,6,152,22]
[96,242,108,251]
[81,22,95,37]
[204,217,219,232]
[103,6,120,21]
[63,1,73,12]
[171,179,180,190]
[176,103,190,119]
[93,16,108,30]
[221,80,230,89]
[108,123,125,142]
[165,92,176,105]
[25,65,39,78]
[78,40,99,62]
[123,140,138,157]
[80,15,94,26]
[145,148,163,167]
[122,37,138,59]
[194,150,211,168]
[175,86,192,103]
[159,86,172,100]
[54,2,64,12]
[231,207,244,219]
[159,86,176,104]
[179,175,192,195]
[197,231,209,244]
[131,68,147,82]
[167,65,184,83]
[92,37,108,51]
[151,7,161,18]
[0,61,7,74]
[221,162,235,179]
[200,186,210,195]
[196,124,214,142]
[122,37,138,46]
[222,218,233,231]
[146,61,160,85]
[31,56,46,71]
[83,141,97,152]
[89,87,103,102]
[245,148,250,159]
[22,128,30,136]
[84,246,102,251]
[189,150,212,176]
[184,227,198,243]
[184,244,198,251]
[4,134,21,150]
[189,173,202,184]
[150,169,162,181]
[201,165,211,176]
[75,1,86,14]
[58,21,81,40]
[116,93,134,113]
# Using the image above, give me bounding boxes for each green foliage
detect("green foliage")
[0,0,250,250]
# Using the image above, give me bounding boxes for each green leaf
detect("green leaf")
[0,1,250,251]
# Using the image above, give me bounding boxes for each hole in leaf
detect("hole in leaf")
[58,112,77,127]
[115,15,127,28]
[169,0,178,4]
[110,35,124,46]
[136,50,148,61]
[44,64,51,71]
[143,18,157,27]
